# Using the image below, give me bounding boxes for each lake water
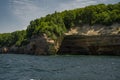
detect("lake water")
[0,54,120,80]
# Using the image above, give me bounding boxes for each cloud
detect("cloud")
[9,0,49,29]
[9,0,98,20]
[58,0,98,11]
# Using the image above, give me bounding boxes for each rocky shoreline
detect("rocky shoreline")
[0,35,120,56]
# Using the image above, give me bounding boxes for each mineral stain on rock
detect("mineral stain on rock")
[57,35,120,55]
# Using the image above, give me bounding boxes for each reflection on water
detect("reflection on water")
[0,54,120,80]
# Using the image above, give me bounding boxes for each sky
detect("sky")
[0,0,120,33]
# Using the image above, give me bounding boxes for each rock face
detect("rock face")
[0,35,49,55]
[0,47,9,53]
[1,33,120,56]
[24,35,49,55]
[57,35,120,55]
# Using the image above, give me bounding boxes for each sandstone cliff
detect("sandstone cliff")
[58,35,120,55]
[0,24,120,55]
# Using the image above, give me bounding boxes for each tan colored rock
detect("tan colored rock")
[2,47,8,53]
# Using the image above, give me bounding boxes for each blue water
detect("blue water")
[0,54,120,80]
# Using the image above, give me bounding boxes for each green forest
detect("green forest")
[0,2,120,48]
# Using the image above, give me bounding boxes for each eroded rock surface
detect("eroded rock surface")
[58,35,120,55]
[0,35,49,55]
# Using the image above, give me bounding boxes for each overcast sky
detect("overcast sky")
[0,0,120,33]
